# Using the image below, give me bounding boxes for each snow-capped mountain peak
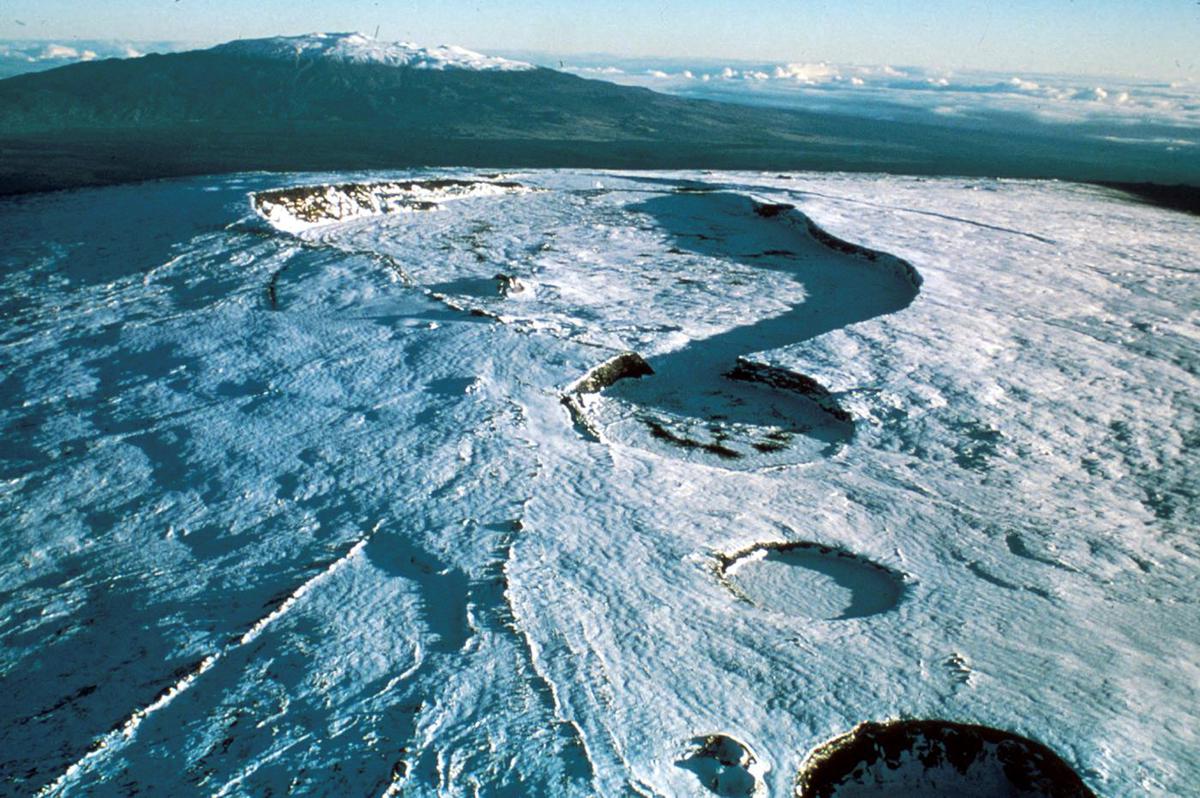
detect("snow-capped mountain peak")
[211,32,534,71]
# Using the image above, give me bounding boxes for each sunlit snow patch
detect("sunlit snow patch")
[794,720,1096,797]
[718,541,906,621]
[250,178,531,233]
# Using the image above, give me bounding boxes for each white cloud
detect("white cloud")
[505,54,1200,130]
[773,62,840,83]
[1100,135,1197,147]
[38,44,80,60]
[0,39,185,77]
[567,65,625,76]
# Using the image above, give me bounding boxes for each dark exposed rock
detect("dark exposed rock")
[749,200,924,290]
[794,720,1097,798]
[801,218,925,289]
[569,352,654,395]
[724,358,851,423]
[716,540,897,578]
[753,201,795,218]
[644,419,743,460]
[560,352,654,441]
[802,218,878,260]
[1095,181,1200,217]
[251,179,527,228]
[559,394,599,441]
[493,273,526,296]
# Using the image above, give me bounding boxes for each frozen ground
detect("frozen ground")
[0,169,1196,796]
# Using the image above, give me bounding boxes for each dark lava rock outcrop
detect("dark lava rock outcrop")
[251,179,528,230]
[794,720,1096,797]
[724,358,852,423]
[569,352,655,395]
[561,352,655,439]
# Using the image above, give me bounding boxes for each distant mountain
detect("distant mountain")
[0,32,1191,194]
[211,32,535,71]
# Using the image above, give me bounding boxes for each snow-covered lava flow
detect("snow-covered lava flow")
[6,170,1195,796]
[794,720,1096,798]
[576,190,920,468]
[717,541,907,621]
[250,178,531,233]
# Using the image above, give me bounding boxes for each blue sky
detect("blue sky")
[1,0,1197,79]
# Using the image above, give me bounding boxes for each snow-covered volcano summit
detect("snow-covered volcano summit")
[212,32,534,71]
[1,169,1197,796]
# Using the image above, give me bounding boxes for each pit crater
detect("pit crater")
[717,541,906,621]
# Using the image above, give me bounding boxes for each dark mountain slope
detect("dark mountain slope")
[0,41,1193,194]
[0,51,753,136]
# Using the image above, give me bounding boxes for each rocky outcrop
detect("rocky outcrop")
[724,358,851,423]
[795,720,1096,798]
[567,352,654,395]
[251,179,529,233]
[561,352,654,440]
[493,273,527,296]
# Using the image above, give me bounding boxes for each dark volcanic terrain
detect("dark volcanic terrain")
[1,37,1195,194]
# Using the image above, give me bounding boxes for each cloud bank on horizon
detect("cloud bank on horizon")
[0,39,184,78]
[552,56,1200,151]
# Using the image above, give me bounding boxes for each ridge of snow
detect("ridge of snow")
[211,32,534,71]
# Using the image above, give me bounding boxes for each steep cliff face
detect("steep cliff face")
[250,179,531,233]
